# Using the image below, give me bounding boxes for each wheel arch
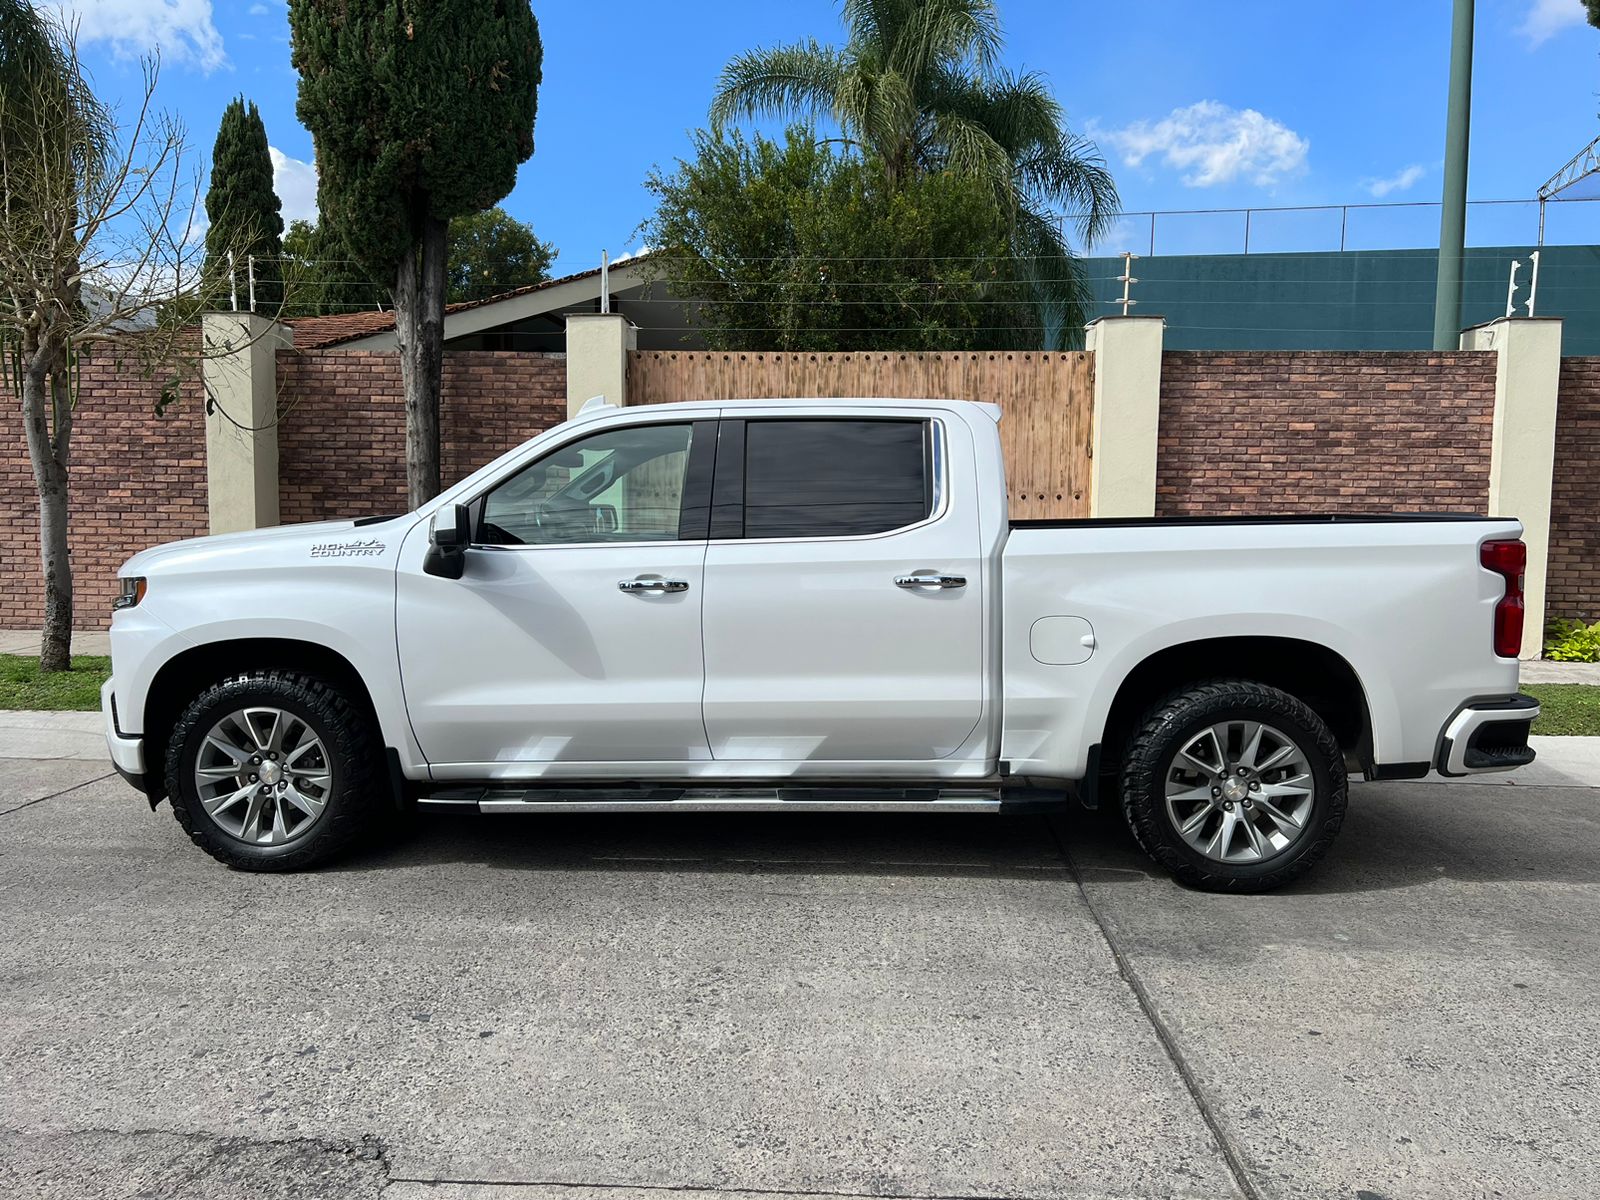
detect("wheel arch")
[1099,635,1375,772]
[143,638,385,799]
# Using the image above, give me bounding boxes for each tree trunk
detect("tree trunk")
[393,215,448,508]
[20,341,73,672]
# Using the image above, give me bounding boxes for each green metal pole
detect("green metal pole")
[1432,0,1474,350]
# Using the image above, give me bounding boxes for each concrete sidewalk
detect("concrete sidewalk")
[0,711,105,762]
[0,630,111,656]
[1521,659,1600,684]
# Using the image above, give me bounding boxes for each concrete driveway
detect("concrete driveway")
[1,727,1596,1200]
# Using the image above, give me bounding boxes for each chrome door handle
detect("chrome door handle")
[895,573,966,590]
[618,577,690,594]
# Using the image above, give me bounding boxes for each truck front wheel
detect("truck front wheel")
[164,670,381,871]
[1119,679,1347,892]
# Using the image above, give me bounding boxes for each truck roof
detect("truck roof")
[571,396,1003,424]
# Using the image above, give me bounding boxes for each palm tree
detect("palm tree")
[708,0,1117,342]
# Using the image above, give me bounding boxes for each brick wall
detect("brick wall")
[1156,351,1496,515]
[1548,357,1600,621]
[1,354,206,631]
[7,342,1564,635]
[276,350,566,524]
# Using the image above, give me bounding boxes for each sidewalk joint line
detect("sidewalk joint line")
[0,771,115,818]
[385,1174,1096,1200]
[1048,816,1262,1200]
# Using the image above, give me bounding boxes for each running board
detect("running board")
[417,784,1006,814]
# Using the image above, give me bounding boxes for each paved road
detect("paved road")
[1,738,1597,1200]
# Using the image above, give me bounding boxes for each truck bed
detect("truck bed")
[997,512,1523,779]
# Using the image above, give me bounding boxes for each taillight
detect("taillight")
[1480,539,1526,658]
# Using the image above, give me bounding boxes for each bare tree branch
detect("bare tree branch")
[1,9,303,669]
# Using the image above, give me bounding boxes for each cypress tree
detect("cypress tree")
[204,97,284,315]
[289,1,541,505]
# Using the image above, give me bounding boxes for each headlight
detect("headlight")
[113,576,147,611]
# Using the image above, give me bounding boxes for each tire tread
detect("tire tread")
[1118,678,1347,893]
[164,670,380,872]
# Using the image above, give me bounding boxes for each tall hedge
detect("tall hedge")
[204,97,283,315]
[288,0,541,503]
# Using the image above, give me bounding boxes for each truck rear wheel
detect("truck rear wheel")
[1119,679,1347,892]
[164,670,381,871]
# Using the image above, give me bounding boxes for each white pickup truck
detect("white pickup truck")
[103,397,1539,891]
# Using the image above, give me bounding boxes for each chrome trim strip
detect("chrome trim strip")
[475,797,1003,814]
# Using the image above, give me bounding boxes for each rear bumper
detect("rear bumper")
[1436,694,1540,777]
[101,678,146,788]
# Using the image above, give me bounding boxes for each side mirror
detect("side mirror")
[423,503,471,579]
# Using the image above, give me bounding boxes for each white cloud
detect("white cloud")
[611,245,652,264]
[1517,0,1587,46]
[45,1,226,73]
[1364,163,1427,198]
[1095,100,1309,188]
[269,146,318,225]
[248,3,269,14]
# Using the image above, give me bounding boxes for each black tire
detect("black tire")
[165,670,382,872]
[1119,679,1347,893]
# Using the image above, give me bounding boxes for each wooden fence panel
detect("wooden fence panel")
[627,350,1094,518]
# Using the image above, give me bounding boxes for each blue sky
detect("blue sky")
[48,0,1600,272]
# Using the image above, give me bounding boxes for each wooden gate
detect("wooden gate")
[627,350,1094,519]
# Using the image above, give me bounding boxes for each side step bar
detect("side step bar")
[418,784,1007,814]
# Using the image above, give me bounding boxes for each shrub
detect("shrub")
[1544,618,1600,662]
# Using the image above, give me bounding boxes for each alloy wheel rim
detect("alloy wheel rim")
[194,707,333,846]
[1163,719,1315,864]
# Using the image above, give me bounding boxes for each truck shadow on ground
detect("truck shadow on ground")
[336,807,1075,882]
[1058,781,1600,896]
[329,780,1600,894]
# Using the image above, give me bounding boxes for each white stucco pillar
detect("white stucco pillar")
[1460,316,1564,659]
[201,311,292,534]
[1085,315,1165,518]
[565,312,638,418]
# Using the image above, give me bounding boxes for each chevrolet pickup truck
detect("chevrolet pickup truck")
[103,396,1539,891]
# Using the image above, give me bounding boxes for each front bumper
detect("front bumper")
[1436,693,1540,777]
[101,677,146,788]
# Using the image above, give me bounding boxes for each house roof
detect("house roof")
[286,309,400,350]
[285,256,653,350]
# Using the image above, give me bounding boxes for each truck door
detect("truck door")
[395,418,716,770]
[699,414,985,764]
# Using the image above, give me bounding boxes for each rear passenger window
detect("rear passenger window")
[743,419,930,539]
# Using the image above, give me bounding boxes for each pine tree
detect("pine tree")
[204,97,284,315]
[288,1,542,505]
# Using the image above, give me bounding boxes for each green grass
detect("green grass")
[3,652,1597,736]
[1523,684,1600,737]
[0,654,111,711]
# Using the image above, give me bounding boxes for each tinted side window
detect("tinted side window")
[743,419,929,539]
